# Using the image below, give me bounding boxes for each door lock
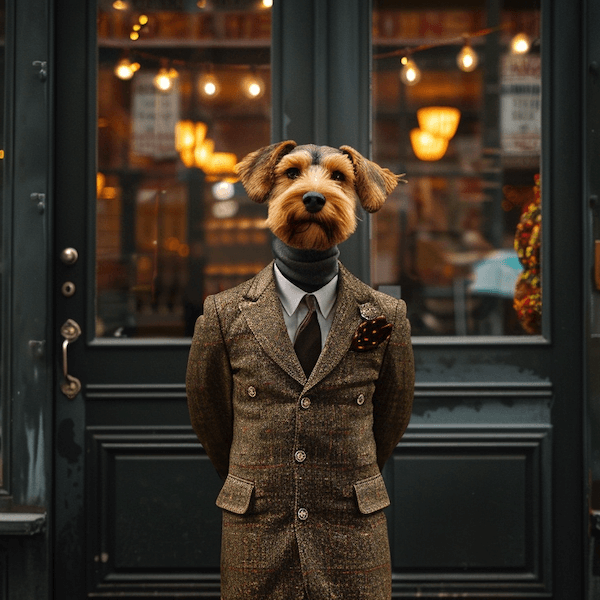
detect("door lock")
[60,319,82,399]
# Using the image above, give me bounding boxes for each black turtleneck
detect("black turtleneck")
[272,236,339,293]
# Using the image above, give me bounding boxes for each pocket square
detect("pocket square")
[351,315,393,351]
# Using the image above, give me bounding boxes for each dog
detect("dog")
[235,141,406,250]
[187,141,414,600]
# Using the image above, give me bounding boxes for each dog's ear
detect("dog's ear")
[235,140,297,203]
[340,145,406,213]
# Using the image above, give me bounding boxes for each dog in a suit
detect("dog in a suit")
[186,141,415,600]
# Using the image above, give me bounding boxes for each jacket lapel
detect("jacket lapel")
[305,265,374,391]
[240,262,382,391]
[239,263,306,385]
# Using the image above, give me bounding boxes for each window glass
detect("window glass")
[372,0,541,336]
[97,0,272,338]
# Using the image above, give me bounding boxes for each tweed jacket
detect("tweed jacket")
[186,262,415,600]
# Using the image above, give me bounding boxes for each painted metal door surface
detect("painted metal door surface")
[52,0,585,598]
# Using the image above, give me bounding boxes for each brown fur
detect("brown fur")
[235,142,406,251]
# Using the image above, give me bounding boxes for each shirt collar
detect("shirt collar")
[274,264,338,318]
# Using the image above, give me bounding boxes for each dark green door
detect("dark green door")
[53,0,585,598]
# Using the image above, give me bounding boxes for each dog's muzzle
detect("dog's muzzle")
[302,191,326,214]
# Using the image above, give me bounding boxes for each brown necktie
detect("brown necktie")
[294,295,321,377]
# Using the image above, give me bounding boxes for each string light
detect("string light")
[242,73,265,98]
[114,57,140,80]
[153,64,178,92]
[399,57,421,86]
[199,72,221,98]
[457,39,478,72]
[511,33,531,54]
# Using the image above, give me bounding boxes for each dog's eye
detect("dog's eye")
[285,168,300,180]
[331,170,346,182]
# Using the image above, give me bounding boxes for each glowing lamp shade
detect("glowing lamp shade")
[417,106,461,140]
[195,139,215,170]
[204,153,238,176]
[410,128,448,161]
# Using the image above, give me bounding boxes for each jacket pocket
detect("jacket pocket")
[216,474,255,514]
[353,473,390,515]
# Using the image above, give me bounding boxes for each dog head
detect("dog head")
[235,141,405,251]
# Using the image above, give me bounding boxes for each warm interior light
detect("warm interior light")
[212,181,235,201]
[153,66,177,92]
[242,74,265,99]
[457,41,478,72]
[400,58,421,86]
[262,0,273,7]
[112,0,128,9]
[195,139,215,170]
[410,128,449,161]
[204,152,238,176]
[139,14,148,25]
[114,57,136,80]
[175,121,196,152]
[199,73,221,98]
[130,31,139,41]
[417,106,461,140]
[511,33,531,54]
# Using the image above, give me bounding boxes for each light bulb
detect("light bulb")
[115,58,135,80]
[199,73,221,98]
[154,68,173,91]
[243,74,265,99]
[112,0,128,9]
[262,0,273,7]
[511,33,531,55]
[399,58,421,86]
[457,42,478,72]
[153,66,178,92]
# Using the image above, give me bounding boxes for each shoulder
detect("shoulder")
[207,262,275,315]
[338,263,407,321]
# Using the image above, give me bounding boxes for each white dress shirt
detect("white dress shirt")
[273,264,338,350]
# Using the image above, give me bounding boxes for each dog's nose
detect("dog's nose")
[302,192,326,213]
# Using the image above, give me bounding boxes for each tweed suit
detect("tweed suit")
[186,262,415,600]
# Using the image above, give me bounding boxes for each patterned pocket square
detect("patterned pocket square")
[351,315,393,351]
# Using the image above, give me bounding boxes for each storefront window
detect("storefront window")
[372,0,541,336]
[96,0,272,338]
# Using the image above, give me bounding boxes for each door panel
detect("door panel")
[55,0,272,597]
[54,1,585,599]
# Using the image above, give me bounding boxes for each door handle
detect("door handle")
[60,319,82,399]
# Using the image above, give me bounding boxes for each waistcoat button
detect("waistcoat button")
[300,397,311,409]
[247,386,256,398]
[357,393,365,405]
[295,450,307,463]
[297,507,309,520]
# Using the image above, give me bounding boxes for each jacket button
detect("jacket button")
[247,386,257,398]
[300,397,311,409]
[297,507,309,520]
[356,393,365,405]
[295,450,307,463]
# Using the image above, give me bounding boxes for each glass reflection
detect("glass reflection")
[97,0,271,338]
[372,1,541,336]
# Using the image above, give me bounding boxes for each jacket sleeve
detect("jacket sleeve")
[186,295,233,480]
[372,299,415,471]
